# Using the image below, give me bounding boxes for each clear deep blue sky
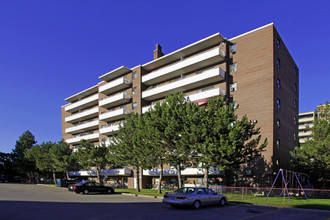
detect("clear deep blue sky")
[0,0,329,153]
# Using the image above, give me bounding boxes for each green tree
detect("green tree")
[145,93,200,191]
[192,98,267,187]
[50,140,74,179]
[108,113,153,192]
[12,131,37,178]
[0,152,14,175]
[25,142,56,183]
[73,140,109,183]
[291,102,330,187]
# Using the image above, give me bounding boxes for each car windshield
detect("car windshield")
[175,188,195,194]
[75,181,87,186]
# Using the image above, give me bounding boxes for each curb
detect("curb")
[121,193,163,200]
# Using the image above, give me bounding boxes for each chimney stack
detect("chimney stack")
[153,44,164,60]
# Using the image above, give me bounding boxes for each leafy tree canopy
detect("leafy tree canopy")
[291,102,330,186]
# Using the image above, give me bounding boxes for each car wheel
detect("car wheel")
[4,180,8,183]
[220,198,226,206]
[83,189,89,194]
[193,200,201,210]
[107,189,113,194]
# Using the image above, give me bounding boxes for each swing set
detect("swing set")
[266,169,311,202]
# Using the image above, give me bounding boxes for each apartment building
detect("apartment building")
[61,23,299,188]
[298,111,315,144]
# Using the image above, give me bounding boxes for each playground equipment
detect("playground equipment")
[266,169,310,202]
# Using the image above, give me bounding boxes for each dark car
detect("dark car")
[72,181,114,194]
[0,175,24,183]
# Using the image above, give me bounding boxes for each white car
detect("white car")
[162,187,228,209]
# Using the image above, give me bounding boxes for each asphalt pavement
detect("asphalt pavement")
[0,183,329,220]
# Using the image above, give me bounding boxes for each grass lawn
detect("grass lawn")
[115,188,330,210]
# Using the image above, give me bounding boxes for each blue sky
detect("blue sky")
[0,0,329,153]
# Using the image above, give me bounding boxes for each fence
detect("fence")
[209,185,330,207]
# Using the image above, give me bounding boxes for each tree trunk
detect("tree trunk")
[52,170,56,185]
[204,167,209,188]
[136,166,140,192]
[97,167,101,184]
[177,164,183,188]
[65,170,69,180]
[158,163,163,194]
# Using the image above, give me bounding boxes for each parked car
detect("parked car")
[71,181,114,194]
[162,187,228,209]
[0,175,24,183]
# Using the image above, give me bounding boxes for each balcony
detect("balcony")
[143,167,224,176]
[142,105,155,114]
[142,87,224,114]
[99,107,130,122]
[66,132,99,144]
[100,123,123,135]
[298,124,313,130]
[65,120,99,134]
[68,168,132,176]
[65,94,99,112]
[188,87,225,102]
[298,131,313,138]
[65,107,99,123]
[142,47,224,86]
[99,76,131,95]
[298,117,314,123]
[99,92,131,109]
[142,67,225,101]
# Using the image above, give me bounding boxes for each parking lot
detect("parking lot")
[0,184,329,220]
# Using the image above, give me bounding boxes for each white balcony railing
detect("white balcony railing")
[142,87,224,114]
[142,67,225,101]
[68,168,132,176]
[65,120,99,134]
[188,87,224,102]
[142,47,224,85]
[99,107,129,122]
[65,107,99,123]
[298,124,313,130]
[66,133,99,144]
[99,76,131,95]
[65,94,99,112]
[143,167,224,176]
[100,123,122,135]
[99,92,131,108]
[298,131,313,137]
[298,117,314,123]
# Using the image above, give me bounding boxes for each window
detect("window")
[132,102,137,110]
[277,38,281,48]
[293,116,297,124]
[276,139,280,149]
[132,71,137,79]
[277,79,281,89]
[293,133,297,141]
[294,68,298,76]
[294,83,297,92]
[132,86,137,95]
[233,101,238,109]
[230,63,237,73]
[277,99,281,109]
[230,44,237,54]
[276,159,280,166]
[230,82,237,92]
[294,99,297,108]
[277,59,280,69]
[277,119,280,128]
